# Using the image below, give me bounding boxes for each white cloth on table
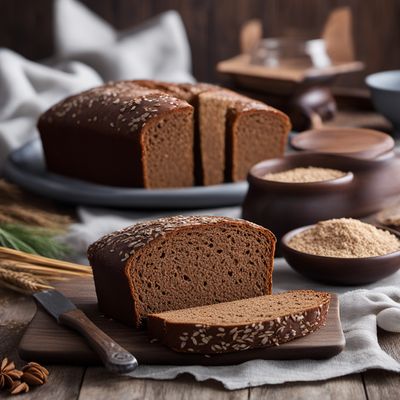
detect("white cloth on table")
[62,206,400,389]
[0,0,194,174]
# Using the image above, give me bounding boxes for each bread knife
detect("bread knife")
[33,290,138,374]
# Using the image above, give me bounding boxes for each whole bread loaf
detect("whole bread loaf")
[38,80,290,188]
[148,290,331,354]
[88,216,276,327]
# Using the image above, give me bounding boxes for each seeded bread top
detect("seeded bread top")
[87,215,273,265]
[39,81,192,137]
[199,88,290,124]
[132,80,220,102]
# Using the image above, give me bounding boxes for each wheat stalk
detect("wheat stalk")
[0,260,91,278]
[0,246,91,274]
[0,247,92,295]
[0,268,54,294]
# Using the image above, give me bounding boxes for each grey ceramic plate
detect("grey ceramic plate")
[3,139,248,209]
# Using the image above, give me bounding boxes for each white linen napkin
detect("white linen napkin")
[0,49,102,174]
[62,206,400,389]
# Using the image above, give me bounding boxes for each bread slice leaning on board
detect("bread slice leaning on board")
[148,290,331,354]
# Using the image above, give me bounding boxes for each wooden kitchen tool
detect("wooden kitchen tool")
[33,289,138,374]
[19,278,345,366]
[217,7,364,131]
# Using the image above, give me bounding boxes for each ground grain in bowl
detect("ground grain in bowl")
[262,166,347,183]
[288,218,400,258]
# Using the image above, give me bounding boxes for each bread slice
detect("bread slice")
[88,216,276,327]
[38,81,194,188]
[226,100,291,182]
[197,89,245,185]
[148,290,331,354]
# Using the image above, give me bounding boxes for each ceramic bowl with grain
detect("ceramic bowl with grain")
[241,151,400,245]
[281,224,400,285]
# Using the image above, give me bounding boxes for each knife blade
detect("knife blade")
[33,290,138,374]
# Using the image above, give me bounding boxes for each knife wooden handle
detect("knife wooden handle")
[59,309,138,374]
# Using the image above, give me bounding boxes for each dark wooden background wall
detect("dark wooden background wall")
[1,0,399,87]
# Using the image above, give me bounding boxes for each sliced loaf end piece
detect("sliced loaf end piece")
[227,101,291,182]
[198,90,246,185]
[148,290,331,354]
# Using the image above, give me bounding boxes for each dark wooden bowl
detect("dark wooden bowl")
[242,151,400,247]
[281,225,400,285]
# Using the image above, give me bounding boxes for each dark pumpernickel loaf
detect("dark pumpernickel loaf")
[38,81,194,188]
[148,290,331,354]
[88,216,276,327]
[38,80,290,188]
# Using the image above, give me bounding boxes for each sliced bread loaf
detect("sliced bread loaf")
[88,216,276,327]
[132,81,291,185]
[148,290,331,354]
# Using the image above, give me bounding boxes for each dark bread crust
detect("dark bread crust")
[147,290,331,354]
[88,216,276,327]
[38,81,194,188]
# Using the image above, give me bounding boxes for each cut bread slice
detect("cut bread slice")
[198,89,245,185]
[226,101,291,182]
[148,290,331,354]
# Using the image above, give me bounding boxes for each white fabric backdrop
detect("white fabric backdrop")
[0,0,194,173]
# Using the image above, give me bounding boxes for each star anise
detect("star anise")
[0,358,23,390]
[9,380,29,395]
[21,362,49,386]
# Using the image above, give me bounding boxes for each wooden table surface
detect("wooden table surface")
[1,284,400,400]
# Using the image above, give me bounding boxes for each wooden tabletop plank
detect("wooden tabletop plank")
[362,331,400,400]
[78,367,248,400]
[17,366,85,400]
[250,375,367,400]
[1,285,399,399]
[0,288,85,400]
[363,370,400,400]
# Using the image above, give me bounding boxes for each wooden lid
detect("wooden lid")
[291,128,395,159]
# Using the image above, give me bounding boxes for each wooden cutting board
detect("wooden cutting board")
[18,278,345,366]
